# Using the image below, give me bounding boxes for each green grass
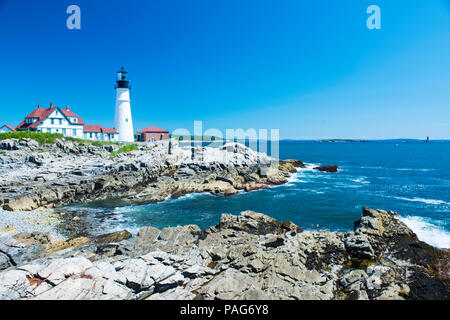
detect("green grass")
[110,144,139,157]
[0,131,64,144]
[64,136,121,146]
[0,131,122,146]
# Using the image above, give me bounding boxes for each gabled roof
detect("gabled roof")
[137,126,169,133]
[16,105,84,130]
[60,107,85,125]
[16,107,56,130]
[3,125,16,132]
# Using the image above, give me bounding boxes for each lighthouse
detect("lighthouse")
[114,67,134,142]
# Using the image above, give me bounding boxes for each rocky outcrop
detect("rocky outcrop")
[0,207,448,300]
[0,138,294,211]
[314,165,339,173]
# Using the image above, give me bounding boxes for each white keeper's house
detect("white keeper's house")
[15,103,119,142]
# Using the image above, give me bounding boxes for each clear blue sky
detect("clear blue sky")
[0,0,449,139]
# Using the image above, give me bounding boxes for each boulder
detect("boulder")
[94,230,132,244]
[314,165,339,173]
[344,233,375,260]
[13,232,50,245]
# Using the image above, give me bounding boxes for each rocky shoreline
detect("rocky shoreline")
[0,138,301,211]
[1,137,448,300]
[0,207,448,300]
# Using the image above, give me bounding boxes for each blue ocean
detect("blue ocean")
[69,141,450,248]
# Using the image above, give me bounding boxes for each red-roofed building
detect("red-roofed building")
[137,127,169,142]
[16,103,119,142]
[0,125,16,133]
[83,125,118,141]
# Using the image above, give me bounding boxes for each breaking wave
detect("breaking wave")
[400,216,450,248]
[394,197,449,206]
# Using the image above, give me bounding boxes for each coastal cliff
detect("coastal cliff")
[0,137,298,211]
[0,207,448,300]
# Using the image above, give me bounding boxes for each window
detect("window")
[126,118,128,122]
[59,119,62,125]
[51,119,55,125]
[89,133,93,138]
[73,118,77,123]
[62,129,66,135]
[73,129,77,136]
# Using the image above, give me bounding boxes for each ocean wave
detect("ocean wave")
[400,216,450,248]
[279,163,320,186]
[394,197,449,205]
[298,163,320,172]
[165,192,213,202]
[394,168,435,172]
[350,177,370,184]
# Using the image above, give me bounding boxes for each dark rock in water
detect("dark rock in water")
[314,165,338,173]
[94,230,132,244]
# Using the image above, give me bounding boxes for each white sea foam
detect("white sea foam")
[299,163,320,172]
[351,177,370,184]
[394,197,449,205]
[165,192,213,202]
[400,216,450,248]
[394,168,435,172]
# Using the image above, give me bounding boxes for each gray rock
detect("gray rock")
[344,233,375,259]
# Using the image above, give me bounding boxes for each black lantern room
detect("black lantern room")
[116,67,131,89]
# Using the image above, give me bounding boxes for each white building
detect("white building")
[16,103,119,142]
[114,67,134,142]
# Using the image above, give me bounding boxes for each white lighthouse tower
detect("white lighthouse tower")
[114,67,134,142]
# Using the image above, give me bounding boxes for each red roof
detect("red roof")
[16,105,84,130]
[16,107,55,130]
[137,126,169,133]
[4,125,16,132]
[83,125,102,133]
[101,128,118,134]
[83,125,118,134]
[61,107,85,125]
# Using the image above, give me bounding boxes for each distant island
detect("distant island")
[317,139,368,143]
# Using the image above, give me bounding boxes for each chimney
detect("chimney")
[37,104,41,109]
[50,102,53,108]
[66,106,70,111]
